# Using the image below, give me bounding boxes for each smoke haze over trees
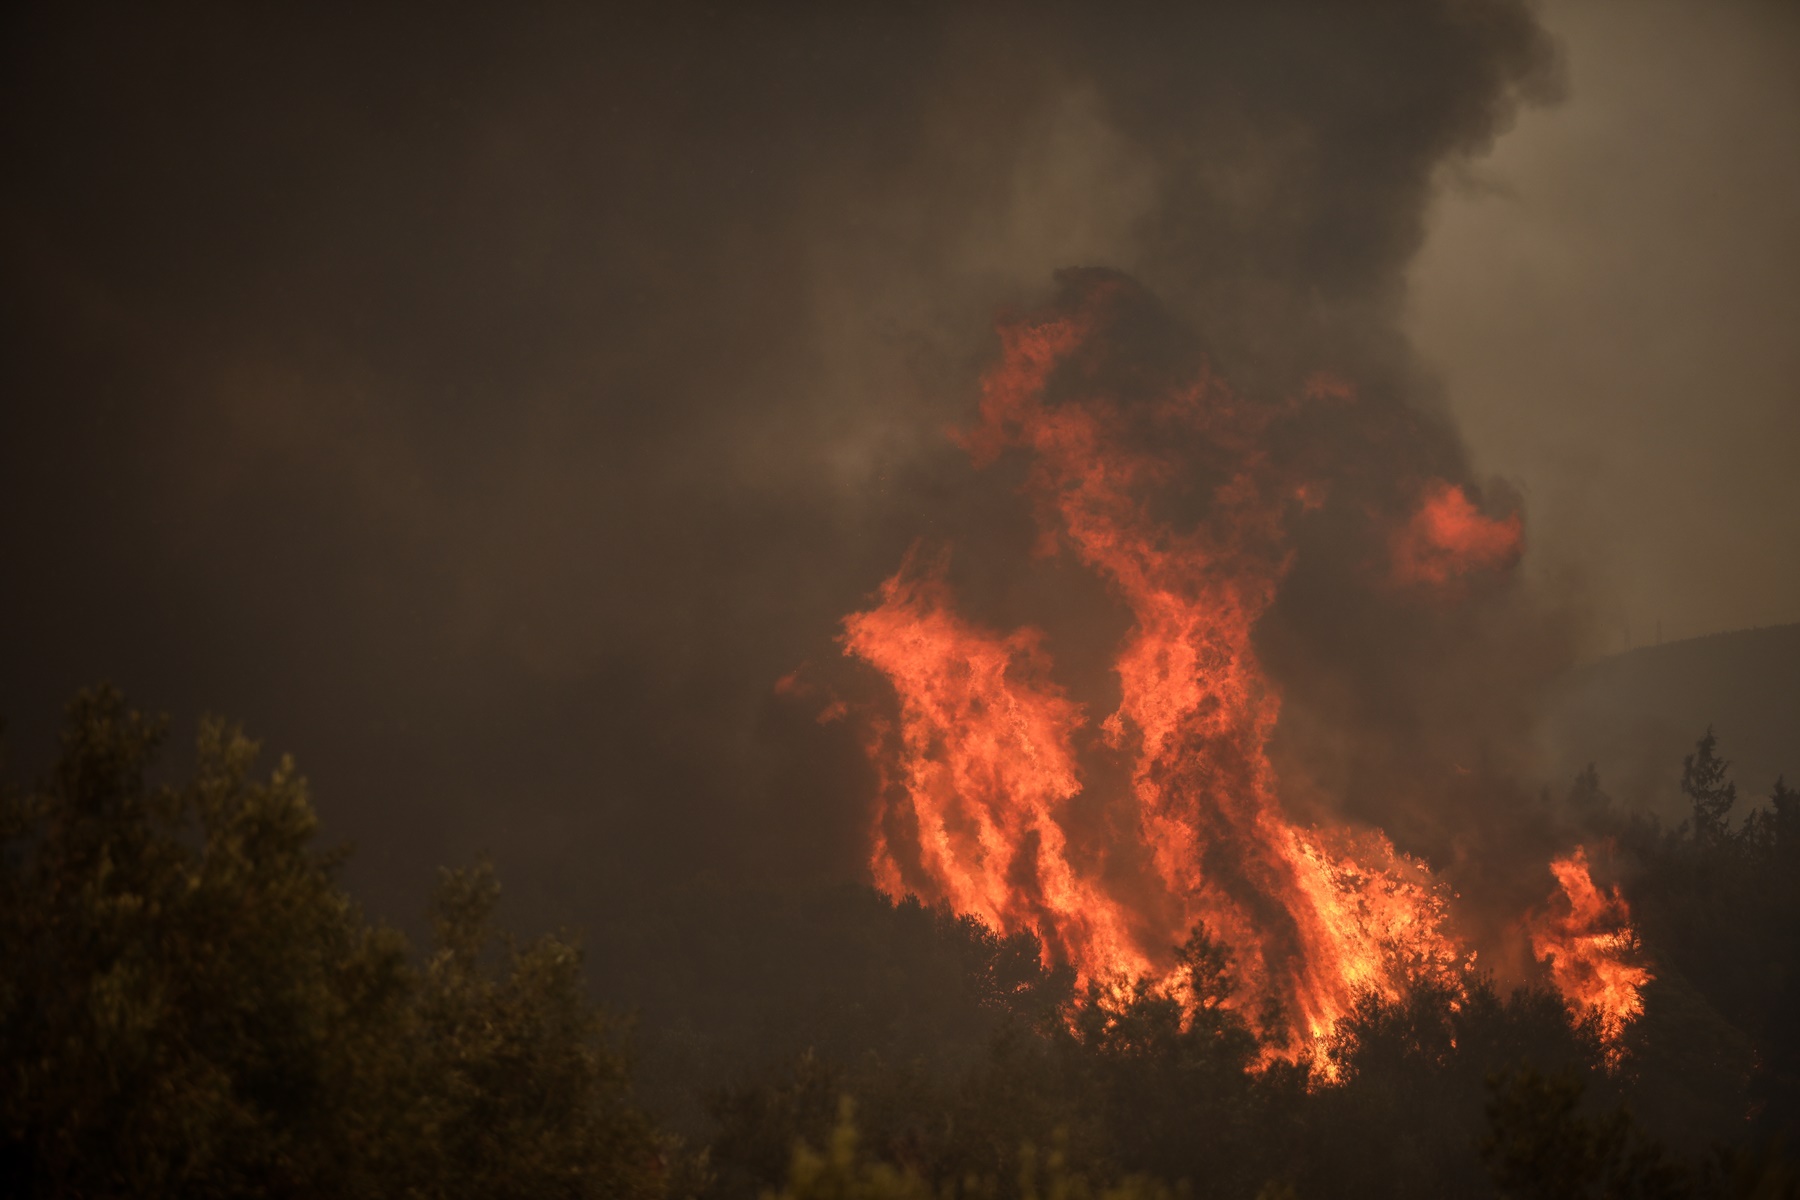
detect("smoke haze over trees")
[0,0,1568,922]
[3,0,1799,1195]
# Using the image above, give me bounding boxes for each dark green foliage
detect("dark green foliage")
[1305,977,1607,1199]
[412,861,666,1200]
[0,687,663,1199]
[1479,1068,1800,1198]
[1682,728,1737,844]
[1481,1068,1687,1199]
[700,975,1095,1200]
[1743,777,1800,853]
[700,934,1614,1200]
[590,876,1084,1150]
[1057,929,1290,1198]
[764,1100,1180,1200]
[1582,732,1800,1151]
[700,927,1291,1200]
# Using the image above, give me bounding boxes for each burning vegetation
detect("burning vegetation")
[6,0,1798,1191]
[7,686,1797,1198]
[1528,847,1651,1046]
[838,271,1640,1054]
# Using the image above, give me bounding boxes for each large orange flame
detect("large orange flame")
[841,278,1466,1047]
[1528,847,1651,1047]
[832,275,1641,1056]
[842,553,1150,981]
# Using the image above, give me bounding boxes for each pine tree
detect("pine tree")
[1681,726,1736,843]
[1770,777,1800,850]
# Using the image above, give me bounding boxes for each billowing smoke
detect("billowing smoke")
[0,2,1564,939]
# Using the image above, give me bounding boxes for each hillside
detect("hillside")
[1537,622,1800,820]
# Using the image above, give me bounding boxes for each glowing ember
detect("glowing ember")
[841,275,1467,1047]
[1390,479,1522,588]
[1528,847,1651,1046]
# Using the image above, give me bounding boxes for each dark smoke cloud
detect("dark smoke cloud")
[0,1,1560,932]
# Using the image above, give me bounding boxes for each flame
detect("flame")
[842,553,1151,979]
[840,277,1466,1048]
[1528,847,1650,1047]
[1390,480,1522,588]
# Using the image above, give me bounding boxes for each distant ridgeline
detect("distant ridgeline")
[1539,623,1800,819]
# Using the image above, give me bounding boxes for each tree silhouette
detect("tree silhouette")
[0,687,663,1199]
[1682,727,1737,842]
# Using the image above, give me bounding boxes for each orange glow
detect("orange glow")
[1529,847,1650,1048]
[1390,480,1522,588]
[841,279,1466,1049]
[842,550,1151,980]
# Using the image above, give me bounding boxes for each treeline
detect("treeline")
[3,690,1798,1197]
[1555,729,1800,1156]
[0,689,665,1198]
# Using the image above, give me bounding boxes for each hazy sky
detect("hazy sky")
[1410,0,1800,650]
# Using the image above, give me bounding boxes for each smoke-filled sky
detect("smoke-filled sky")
[1411,0,1800,648]
[2,1,1795,928]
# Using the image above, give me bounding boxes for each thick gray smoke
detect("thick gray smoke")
[0,2,1562,932]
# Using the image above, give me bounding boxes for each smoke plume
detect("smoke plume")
[0,2,1563,935]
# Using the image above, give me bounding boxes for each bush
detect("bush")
[0,686,665,1199]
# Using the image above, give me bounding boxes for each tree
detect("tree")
[1767,778,1800,851]
[1307,975,1605,1200]
[1567,763,1615,830]
[765,1100,1179,1200]
[1481,1068,1687,1200]
[0,686,664,1199]
[1682,728,1736,843]
[409,860,667,1200]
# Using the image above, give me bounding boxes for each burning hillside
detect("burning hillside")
[832,271,1647,1052]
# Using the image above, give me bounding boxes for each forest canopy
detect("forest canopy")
[0,687,664,1199]
[2,688,1798,1198]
